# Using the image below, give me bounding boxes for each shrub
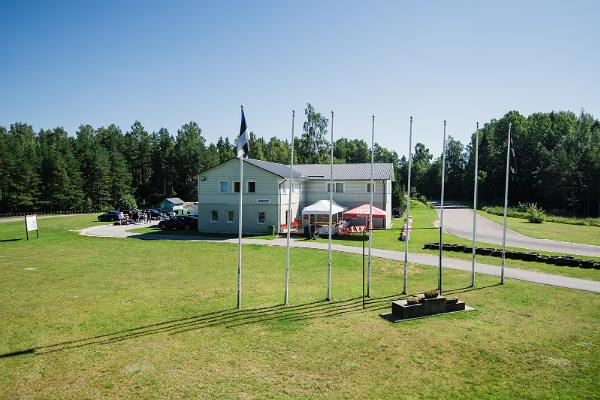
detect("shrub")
[524,203,545,223]
[117,194,138,210]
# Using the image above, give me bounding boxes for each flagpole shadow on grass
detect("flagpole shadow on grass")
[0,283,494,360]
[0,295,394,359]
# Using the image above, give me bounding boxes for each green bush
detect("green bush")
[117,194,138,210]
[482,205,528,219]
[524,203,545,223]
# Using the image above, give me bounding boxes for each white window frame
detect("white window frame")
[328,182,344,193]
[210,210,219,223]
[257,211,266,224]
[293,183,300,193]
[233,181,240,193]
[247,181,256,193]
[219,181,229,193]
[227,210,235,223]
[367,182,373,193]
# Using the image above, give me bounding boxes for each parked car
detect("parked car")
[146,209,165,220]
[159,215,198,230]
[98,210,123,222]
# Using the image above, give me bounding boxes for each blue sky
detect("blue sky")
[1,0,598,156]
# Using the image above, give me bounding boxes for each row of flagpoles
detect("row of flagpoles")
[235,107,515,308]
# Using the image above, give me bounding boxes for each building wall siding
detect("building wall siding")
[198,159,281,234]
[197,160,394,233]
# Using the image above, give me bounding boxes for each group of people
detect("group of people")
[116,209,165,225]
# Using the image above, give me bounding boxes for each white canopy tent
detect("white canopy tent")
[302,200,348,234]
[302,200,348,235]
[302,199,347,216]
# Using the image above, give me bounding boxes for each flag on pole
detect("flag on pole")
[237,106,248,309]
[509,136,517,175]
[237,109,249,159]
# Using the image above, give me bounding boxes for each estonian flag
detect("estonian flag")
[510,136,517,174]
[237,109,250,159]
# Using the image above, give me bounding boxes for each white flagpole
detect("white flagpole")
[471,122,480,287]
[327,110,334,301]
[403,116,413,295]
[284,110,295,305]
[237,105,245,310]
[501,122,512,285]
[438,120,447,294]
[327,111,333,300]
[237,155,244,309]
[367,114,375,297]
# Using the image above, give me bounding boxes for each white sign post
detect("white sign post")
[25,215,39,240]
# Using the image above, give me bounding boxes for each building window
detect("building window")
[219,181,229,193]
[367,183,373,193]
[257,211,266,224]
[210,210,219,222]
[227,210,234,223]
[293,183,300,193]
[247,181,256,193]
[328,182,344,193]
[234,181,240,193]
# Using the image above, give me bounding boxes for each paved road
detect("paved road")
[78,223,600,293]
[435,203,600,257]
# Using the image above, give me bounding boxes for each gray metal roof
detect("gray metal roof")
[223,158,394,181]
[293,163,394,181]
[164,197,184,204]
[245,159,305,179]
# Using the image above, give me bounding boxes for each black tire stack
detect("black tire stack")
[424,243,600,270]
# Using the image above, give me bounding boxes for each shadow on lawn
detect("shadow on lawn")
[0,285,492,359]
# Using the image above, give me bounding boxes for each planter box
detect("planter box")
[390,296,466,320]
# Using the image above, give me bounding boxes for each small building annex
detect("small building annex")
[197,158,394,235]
[160,197,185,213]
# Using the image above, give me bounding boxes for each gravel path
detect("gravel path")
[78,223,600,293]
[435,203,600,257]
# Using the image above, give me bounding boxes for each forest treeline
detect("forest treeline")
[1,105,599,216]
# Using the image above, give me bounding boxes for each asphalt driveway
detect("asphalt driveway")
[435,203,600,257]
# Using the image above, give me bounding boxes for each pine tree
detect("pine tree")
[173,121,206,200]
[6,123,41,211]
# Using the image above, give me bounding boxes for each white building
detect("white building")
[197,158,394,234]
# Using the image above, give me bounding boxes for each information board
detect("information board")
[24,215,39,239]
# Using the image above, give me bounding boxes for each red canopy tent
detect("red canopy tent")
[343,204,386,219]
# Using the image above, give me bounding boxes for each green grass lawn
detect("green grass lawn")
[0,215,599,399]
[480,210,600,246]
[310,202,600,281]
